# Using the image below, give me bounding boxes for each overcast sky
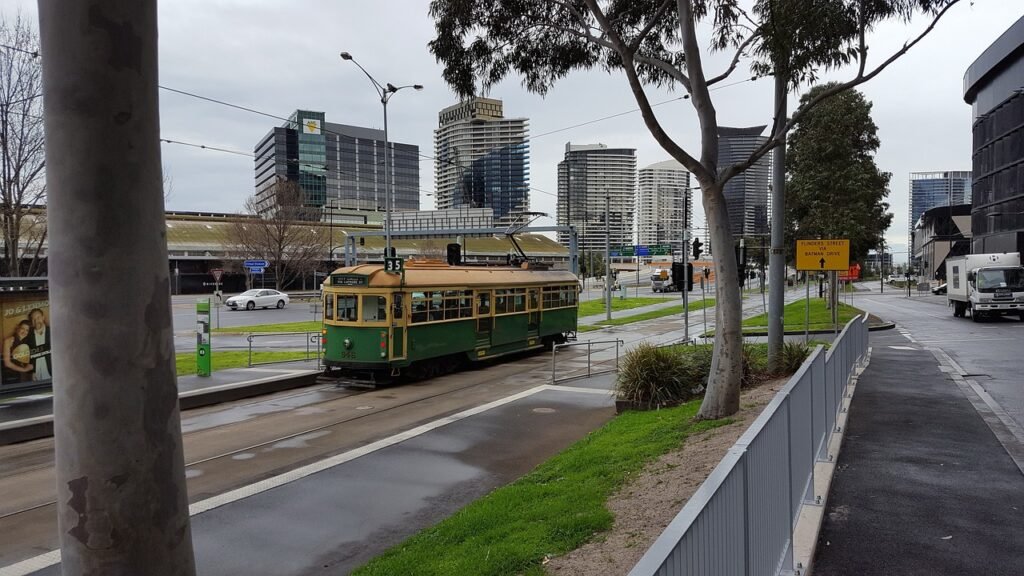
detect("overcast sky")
[7,0,1023,264]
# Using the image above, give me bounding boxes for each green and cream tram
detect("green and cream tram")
[321,260,578,385]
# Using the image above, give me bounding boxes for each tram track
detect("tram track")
[0,348,577,529]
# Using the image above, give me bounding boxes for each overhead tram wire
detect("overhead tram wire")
[156,76,755,200]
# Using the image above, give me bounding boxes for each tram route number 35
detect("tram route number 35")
[384,257,404,274]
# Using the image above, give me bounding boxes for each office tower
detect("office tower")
[254,109,419,216]
[719,126,771,238]
[557,143,637,252]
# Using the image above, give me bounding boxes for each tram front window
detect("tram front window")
[362,295,387,322]
[337,295,357,322]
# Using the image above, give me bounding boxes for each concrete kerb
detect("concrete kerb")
[700,322,896,339]
[929,348,1024,475]
[791,346,872,576]
[0,369,320,446]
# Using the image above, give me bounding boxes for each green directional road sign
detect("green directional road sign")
[651,244,671,255]
[616,246,634,257]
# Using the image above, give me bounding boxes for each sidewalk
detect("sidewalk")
[813,329,1024,575]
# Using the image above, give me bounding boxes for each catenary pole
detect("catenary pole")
[682,189,689,342]
[768,74,787,370]
[37,0,197,573]
[605,195,612,322]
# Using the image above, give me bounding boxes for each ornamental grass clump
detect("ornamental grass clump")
[616,343,709,407]
[778,341,812,375]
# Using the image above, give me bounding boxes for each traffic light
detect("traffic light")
[686,263,694,291]
[671,262,685,290]
[736,243,747,287]
[692,237,703,260]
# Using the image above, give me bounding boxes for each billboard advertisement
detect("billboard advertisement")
[1,292,52,391]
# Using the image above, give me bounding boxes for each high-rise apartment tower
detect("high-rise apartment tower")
[637,160,692,257]
[433,97,530,225]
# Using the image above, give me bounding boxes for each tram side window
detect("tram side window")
[362,295,387,322]
[542,285,577,309]
[512,288,526,312]
[324,294,335,320]
[461,290,474,318]
[412,292,428,323]
[494,289,508,314]
[337,295,358,322]
[477,292,490,315]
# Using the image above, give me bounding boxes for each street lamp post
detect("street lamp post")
[340,52,422,258]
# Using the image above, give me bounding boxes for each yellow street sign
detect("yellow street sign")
[796,239,850,271]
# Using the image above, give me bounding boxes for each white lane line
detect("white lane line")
[1,383,604,575]
[0,415,52,431]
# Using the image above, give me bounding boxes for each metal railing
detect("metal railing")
[246,331,323,368]
[630,314,869,576]
[551,339,624,383]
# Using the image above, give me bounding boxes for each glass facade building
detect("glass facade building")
[908,171,972,254]
[718,126,771,237]
[965,14,1024,255]
[637,160,692,257]
[434,98,530,226]
[557,143,637,252]
[254,110,419,217]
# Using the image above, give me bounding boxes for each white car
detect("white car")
[225,289,289,311]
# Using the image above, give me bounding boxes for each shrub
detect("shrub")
[778,341,812,375]
[741,344,770,388]
[616,343,706,407]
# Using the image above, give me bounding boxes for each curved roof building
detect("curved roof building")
[964,14,1024,254]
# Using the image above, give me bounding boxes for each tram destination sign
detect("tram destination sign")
[330,274,368,287]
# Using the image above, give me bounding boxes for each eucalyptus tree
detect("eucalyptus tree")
[429,0,960,418]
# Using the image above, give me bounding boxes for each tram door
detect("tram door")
[527,288,540,339]
[390,293,406,360]
[475,291,492,347]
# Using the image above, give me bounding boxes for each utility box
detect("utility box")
[196,299,211,376]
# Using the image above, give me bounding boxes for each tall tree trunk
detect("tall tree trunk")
[697,184,742,420]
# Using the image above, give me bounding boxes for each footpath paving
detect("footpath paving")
[813,328,1024,575]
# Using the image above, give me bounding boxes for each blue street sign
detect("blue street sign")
[244,259,269,268]
[247,267,265,274]
[635,245,650,256]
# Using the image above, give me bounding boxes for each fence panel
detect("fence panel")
[630,315,868,576]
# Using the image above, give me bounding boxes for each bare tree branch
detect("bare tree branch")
[706,31,760,86]
[581,0,708,180]
[0,12,46,277]
[629,0,674,51]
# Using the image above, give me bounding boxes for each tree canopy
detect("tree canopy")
[428,0,960,420]
[786,83,893,264]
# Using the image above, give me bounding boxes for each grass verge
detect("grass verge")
[741,298,861,331]
[353,400,730,576]
[577,295,672,317]
[175,350,312,376]
[212,321,321,334]
[595,298,715,327]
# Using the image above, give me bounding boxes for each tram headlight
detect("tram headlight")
[343,338,352,350]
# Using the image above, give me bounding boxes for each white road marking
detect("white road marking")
[0,383,606,575]
[888,346,918,351]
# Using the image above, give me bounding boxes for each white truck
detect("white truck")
[946,252,1024,321]
[651,268,675,292]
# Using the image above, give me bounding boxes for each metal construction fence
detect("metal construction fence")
[551,339,624,383]
[246,331,323,368]
[629,314,870,576]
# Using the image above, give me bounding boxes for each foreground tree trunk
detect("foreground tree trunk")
[697,184,742,419]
